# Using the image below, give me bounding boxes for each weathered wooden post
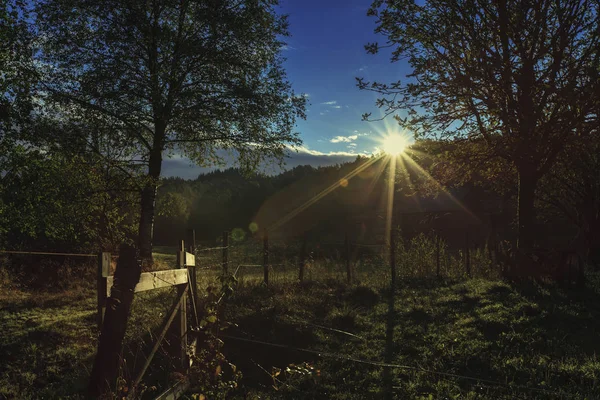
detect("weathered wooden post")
[186,229,198,326]
[174,240,188,370]
[390,230,396,286]
[345,233,352,284]
[263,229,269,285]
[222,231,229,275]
[89,245,141,396]
[465,231,471,278]
[436,235,441,278]
[97,252,111,329]
[299,235,307,282]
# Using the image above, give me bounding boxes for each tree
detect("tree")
[37,0,306,261]
[0,0,35,131]
[539,135,600,267]
[0,145,139,252]
[360,0,600,267]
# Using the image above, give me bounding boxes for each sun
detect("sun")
[382,133,407,155]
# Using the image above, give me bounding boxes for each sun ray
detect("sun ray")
[384,155,397,247]
[399,152,479,220]
[267,155,383,232]
[364,156,390,199]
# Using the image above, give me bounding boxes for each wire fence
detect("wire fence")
[185,230,503,290]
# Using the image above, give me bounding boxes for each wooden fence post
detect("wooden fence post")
[222,231,229,275]
[186,229,198,327]
[174,240,188,370]
[436,235,441,278]
[89,245,141,396]
[97,252,110,330]
[390,230,396,286]
[299,236,306,282]
[465,232,471,278]
[263,229,269,285]
[345,233,352,284]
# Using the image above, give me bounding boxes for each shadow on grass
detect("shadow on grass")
[209,274,600,399]
[382,284,396,400]
[0,309,96,399]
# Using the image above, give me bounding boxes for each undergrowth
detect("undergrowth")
[1,241,599,399]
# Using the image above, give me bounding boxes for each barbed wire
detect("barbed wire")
[195,246,229,252]
[0,250,97,257]
[219,334,571,398]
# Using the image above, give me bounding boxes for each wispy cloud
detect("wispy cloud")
[162,147,361,178]
[353,130,370,137]
[357,65,368,72]
[287,145,357,157]
[321,100,337,105]
[330,135,358,143]
[347,143,357,148]
[332,105,342,109]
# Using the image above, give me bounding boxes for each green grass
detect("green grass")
[0,249,186,399]
[220,275,600,399]
[0,288,97,398]
[3,245,600,399]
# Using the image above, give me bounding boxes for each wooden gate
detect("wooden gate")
[93,240,199,399]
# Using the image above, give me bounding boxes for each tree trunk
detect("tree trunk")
[89,245,141,396]
[516,168,538,274]
[138,142,164,262]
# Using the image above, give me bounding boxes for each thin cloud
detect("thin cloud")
[330,135,358,143]
[332,105,342,109]
[162,147,361,179]
[287,145,357,157]
[321,100,337,105]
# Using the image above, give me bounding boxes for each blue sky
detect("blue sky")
[279,0,411,156]
[164,0,413,178]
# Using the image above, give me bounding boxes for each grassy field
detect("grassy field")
[223,275,600,399]
[1,244,600,399]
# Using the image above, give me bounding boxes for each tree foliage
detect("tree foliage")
[0,146,139,252]
[539,135,600,265]
[360,0,600,261]
[0,0,35,131]
[36,0,307,259]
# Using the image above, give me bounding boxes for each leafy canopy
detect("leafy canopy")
[360,0,599,176]
[36,0,306,170]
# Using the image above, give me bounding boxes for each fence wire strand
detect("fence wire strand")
[219,334,570,398]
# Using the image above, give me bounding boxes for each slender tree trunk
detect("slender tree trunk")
[138,132,164,262]
[89,245,141,395]
[516,168,538,274]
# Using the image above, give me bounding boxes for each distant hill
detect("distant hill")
[153,154,510,248]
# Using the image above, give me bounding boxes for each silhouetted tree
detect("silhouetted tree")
[37,0,306,261]
[360,0,600,269]
[539,135,600,266]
